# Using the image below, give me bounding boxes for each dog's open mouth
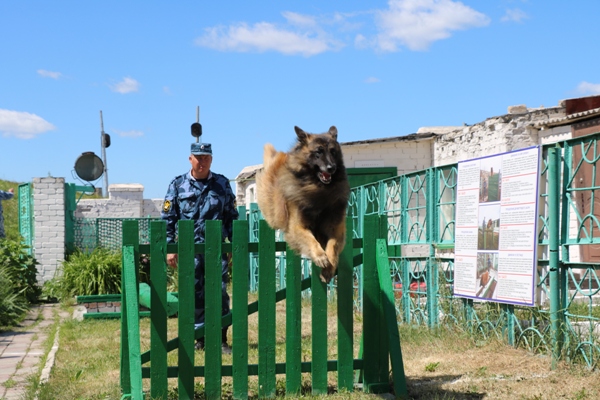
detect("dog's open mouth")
[318,171,332,184]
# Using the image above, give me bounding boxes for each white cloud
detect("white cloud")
[0,109,56,139]
[114,129,144,138]
[365,77,380,83]
[576,81,600,96]
[110,77,140,94]
[195,12,344,57]
[355,34,369,49]
[37,69,62,79]
[501,8,529,23]
[374,0,490,52]
[282,11,318,28]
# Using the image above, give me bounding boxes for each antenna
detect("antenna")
[100,111,109,197]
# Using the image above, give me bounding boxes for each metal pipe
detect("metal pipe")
[100,110,109,198]
[547,145,561,368]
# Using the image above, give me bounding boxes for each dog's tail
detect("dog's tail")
[262,143,277,169]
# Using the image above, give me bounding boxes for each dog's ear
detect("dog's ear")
[294,126,309,144]
[328,126,338,140]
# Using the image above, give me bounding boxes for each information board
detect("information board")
[454,146,540,306]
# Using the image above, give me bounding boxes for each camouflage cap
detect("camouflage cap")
[191,142,212,156]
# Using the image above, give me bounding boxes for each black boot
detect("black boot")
[221,329,232,355]
[195,338,205,351]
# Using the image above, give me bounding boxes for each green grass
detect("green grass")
[30,302,384,400]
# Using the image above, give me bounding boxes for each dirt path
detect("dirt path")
[401,339,599,399]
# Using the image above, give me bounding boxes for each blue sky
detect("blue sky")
[2,1,600,200]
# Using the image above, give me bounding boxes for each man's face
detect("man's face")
[189,154,212,179]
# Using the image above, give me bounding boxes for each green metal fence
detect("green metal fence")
[73,217,158,252]
[71,131,600,368]
[343,134,600,369]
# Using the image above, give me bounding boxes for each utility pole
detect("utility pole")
[100,111,110,197]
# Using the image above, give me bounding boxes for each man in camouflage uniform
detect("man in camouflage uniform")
[0,188,15,239]
[161,142,239,353]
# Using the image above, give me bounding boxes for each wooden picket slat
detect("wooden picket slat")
[376,239,408,398]
[177,220,195,399]
[362,214,389,394]
[258,220,276,398]
[232,220,250,399]
[337,217,355,391]
[311,262,328,395]
[123,245,143,400]
[205,220,223,399]
[285,247,302,394]
[150,221,168,399]
[120,220,139,396]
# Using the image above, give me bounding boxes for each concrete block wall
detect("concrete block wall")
[75,184,146,218]
[342,139,433,175]
[143,199,163,217]
[32,177,65,283]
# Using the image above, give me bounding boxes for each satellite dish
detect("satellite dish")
[74,152,104,181]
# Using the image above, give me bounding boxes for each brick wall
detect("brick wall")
[433,106,566,166]
[32,177,65,283]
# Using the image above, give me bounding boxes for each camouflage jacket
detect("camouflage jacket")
[161,171,238,244]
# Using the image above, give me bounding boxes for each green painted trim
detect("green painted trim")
[346,167,398,175]
[77,294,121,303]
[141,359,366,379]
[84,311,151,319]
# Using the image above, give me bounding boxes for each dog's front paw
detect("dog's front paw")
[311,254,335,283]
[319,266,335,284]
[312,253,331,270]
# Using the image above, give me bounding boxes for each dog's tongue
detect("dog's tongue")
[319,172,332,184]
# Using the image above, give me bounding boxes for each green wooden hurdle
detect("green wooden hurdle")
[119,214,407,399]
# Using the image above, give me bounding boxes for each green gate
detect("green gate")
[18,183,33,254]
[120,217,408,399]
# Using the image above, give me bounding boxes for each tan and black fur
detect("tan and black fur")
[256,126,350,283]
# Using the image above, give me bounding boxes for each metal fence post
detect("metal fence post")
[547,145,562,367]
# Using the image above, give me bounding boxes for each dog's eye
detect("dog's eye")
[330,148,337,156]
[316,147,324,155]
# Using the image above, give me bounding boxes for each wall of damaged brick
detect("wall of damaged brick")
[433,105,567,166]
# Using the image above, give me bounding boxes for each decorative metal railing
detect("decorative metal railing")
[69,131,600,368]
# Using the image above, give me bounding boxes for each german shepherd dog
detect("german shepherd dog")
[256,126,350,283]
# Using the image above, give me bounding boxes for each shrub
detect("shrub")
[0,238,40,303]
[0,238,39,327]
[0,263,28,327]
[44,248,122,300]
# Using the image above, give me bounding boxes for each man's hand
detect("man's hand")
[8,188,14,194]
[167,253,178,268]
